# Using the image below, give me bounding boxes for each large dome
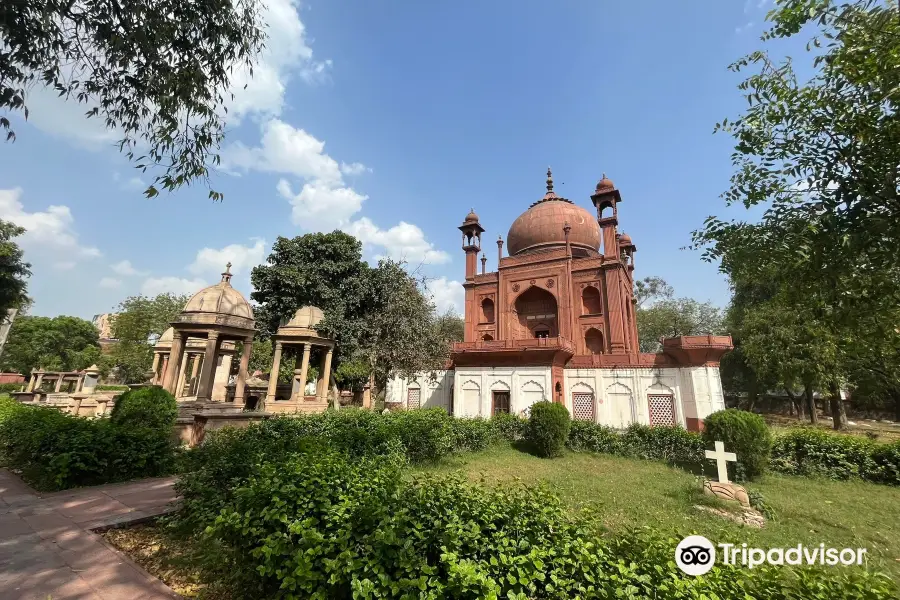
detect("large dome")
[173,263,255,330]
[507,200,600,256]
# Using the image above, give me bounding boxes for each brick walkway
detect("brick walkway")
[0,469,180,600]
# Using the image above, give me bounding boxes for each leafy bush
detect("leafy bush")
[0,382,23,394]
[702,409,772,481]
[622,423,705,463]
[770,428,899,485]
[109,386,178,430]
[0,404,176,490]
[186,445,898,600]
[567,420,623,453]
[490,412,527,441]
[449,416,496,452]
[524,401,571,458]
[386,408,455,462]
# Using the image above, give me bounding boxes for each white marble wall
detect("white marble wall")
[387,365,726,429]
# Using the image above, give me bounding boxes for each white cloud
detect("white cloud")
[226,0,331,121]
[112,172,147,192]
[141,276,208,297]
[348,217,451,265]
[54,261,77,271]
[277,179,368,230]
[426,277,464,315]
[340,162,372,176]
[735,21,754,34]
[111,260,148,276]
[188,239,267,277]
[99,277,122,289]
[0,188,101,266]
[223,119,344,183]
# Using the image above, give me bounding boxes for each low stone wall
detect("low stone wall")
[10,392,118,417]
[190,411,271,446]
[266,395,330,415]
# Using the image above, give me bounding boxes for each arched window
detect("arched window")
[582,286,602,315]
[514,286,558,339]
[481,298,495,323]
[585,328,604,355]
[481,333,494,341]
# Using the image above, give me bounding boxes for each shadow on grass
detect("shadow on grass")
[511,440,543,458]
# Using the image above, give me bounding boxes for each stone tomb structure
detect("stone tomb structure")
[264,305,335,413]
[388,170,733,431]
[152,327,237,401]
[13,364,116,417]
[161,263,255,405]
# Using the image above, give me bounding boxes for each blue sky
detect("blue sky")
[0,0,797,320]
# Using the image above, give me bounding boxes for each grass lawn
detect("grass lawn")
[414,445,900,581]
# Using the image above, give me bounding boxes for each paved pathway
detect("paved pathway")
[0,469,181,600]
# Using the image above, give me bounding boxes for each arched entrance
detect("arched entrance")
[585,328,604,355]
[514,286,558,339]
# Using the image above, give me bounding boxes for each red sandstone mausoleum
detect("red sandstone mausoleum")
[387,170,732,431]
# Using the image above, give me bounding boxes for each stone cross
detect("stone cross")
[705,440,737,484]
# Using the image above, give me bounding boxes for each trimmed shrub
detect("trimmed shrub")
[0,405,175,490]
[109,386,178,430]
[386,408,454,462]
[769,428,900,485]
[524,401,571,458]
[702,409,772,481]
[449,417,496,452]
[622,423,705,463]
[490,412,527,441]
[0,382,23,394]
[567,420,623,454]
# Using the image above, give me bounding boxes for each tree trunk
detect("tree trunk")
[890,388,900,422]
[828,381,848,430]
[746,377,758,412]
[784,388,798,418]
[804,383,818,425]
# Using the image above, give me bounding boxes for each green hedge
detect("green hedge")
[178,443,897,600]
[110,386,178,430]
[771,428,900,485]
[567,421,705,463]
[525,401,571,458]
[0,382,23,394]
[0,390,178,491]
[703,409,772,481]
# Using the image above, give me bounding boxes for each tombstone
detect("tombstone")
[703,440,750,508]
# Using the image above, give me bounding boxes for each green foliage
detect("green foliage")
[771,428,900,485]
[448,417,497,452]
[333,357,371,392]
[0,403,176,491]
[489,412,527,442]
[0,220,30,314]
[0,315,100,375]
[109,386,177,431]
[632,276,724,353]
[567,421,705,464]
[747,488,777,522]
[251,232,450,381]
[181,442,898,600]
[105,293,190,383]
[0,382,23,394]
[524,401,571,458]
[0,0,265,200]
[702,409,772,481]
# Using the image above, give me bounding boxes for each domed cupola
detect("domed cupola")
[506,168,600,256]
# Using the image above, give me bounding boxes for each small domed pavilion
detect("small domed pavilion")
[265,305,336,410]
[161,263,256,404]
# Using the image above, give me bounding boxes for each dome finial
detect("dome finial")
[546,167,553,193]
[221,262,233,283]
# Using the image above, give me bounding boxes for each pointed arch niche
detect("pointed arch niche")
[585,328,604,355]
[582,286,602,315]
[514,286,558,339]
[605,381,636,429]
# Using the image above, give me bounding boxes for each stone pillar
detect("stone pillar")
[160,353,170,386]
[35,372,44,391]
[150,352,161,384]
[26,372,36,392]
[320,347,334,409]
[69,396,83,415]
[233,337,253,407]
[175,349,191,398]
[95,399,109,417]
[54,375,63,393]
[212,353,233,402]
[297,343,311,400]
[266,341,283,404]
[163,333,185,394]
[76,373,86,393]
[190,354,201,395]
[195,333,220,402]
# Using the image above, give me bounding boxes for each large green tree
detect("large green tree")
[1,0,265,199]
[692,0,900,425]
[106,293,189,383]
[0,315,100,375]
[0,220,30,315]
[633,277,724,353]
[251,232,450,384]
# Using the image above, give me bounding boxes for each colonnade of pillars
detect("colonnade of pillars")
[155,331,254,404]
[151,350,205,397]
[265,341,335,408]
